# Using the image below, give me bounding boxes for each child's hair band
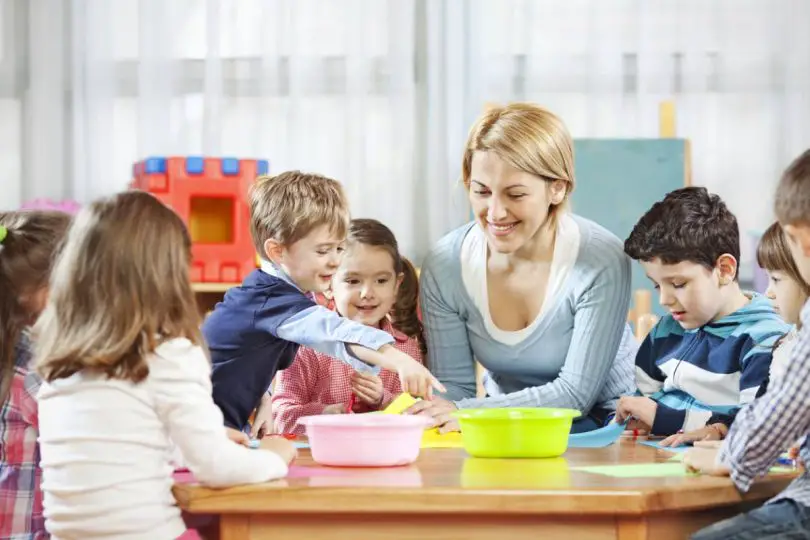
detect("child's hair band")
[0,225,7,244]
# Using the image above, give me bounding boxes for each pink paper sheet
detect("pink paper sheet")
[173,465,350,484]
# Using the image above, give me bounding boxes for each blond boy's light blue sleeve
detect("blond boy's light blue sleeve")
[276,305,393,373]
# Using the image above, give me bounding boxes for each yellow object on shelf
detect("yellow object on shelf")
[192,282,240,293]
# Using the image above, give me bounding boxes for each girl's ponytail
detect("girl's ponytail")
[390,257,426,356]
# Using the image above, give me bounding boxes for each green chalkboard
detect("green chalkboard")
[572,139,688,315]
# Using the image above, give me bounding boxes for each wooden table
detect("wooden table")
[173,440,796,540]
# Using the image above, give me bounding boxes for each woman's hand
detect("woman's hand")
[405,396,460,433]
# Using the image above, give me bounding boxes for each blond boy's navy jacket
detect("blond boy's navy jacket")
[203,268,393,430]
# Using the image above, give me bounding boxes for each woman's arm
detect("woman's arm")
[455,254,632,412]
[420,253,477,401]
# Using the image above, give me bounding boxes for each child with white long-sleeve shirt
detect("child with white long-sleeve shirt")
[33,191,295,540]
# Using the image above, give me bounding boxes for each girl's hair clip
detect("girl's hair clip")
[0,225,7,244]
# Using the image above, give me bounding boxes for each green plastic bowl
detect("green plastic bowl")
[453,408,581,458]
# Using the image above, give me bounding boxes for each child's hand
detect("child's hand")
[788,446,805,468]
[683,440,731,476]
[615,396,658,428]
[322,403,347,415]
[250,394,274,439]
[620,419,650,438]
[259,436,297,465]
[660,423,727,447]
[380,345,445,399]
[351,371,384,407]
[225,427,250,447]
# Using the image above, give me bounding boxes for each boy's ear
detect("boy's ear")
[263,238,285,264]
[783,223,810,257]
[715,253,738,286]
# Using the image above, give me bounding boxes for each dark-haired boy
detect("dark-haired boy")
[615,187,788,436]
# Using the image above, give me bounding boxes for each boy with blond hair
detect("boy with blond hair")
[686,150,810,539]
[203,171,442,438]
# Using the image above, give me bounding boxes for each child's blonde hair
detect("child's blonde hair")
[35,191,202,383]
[0,211,71,403]
[249,171,350,257]
[461,102,575,222]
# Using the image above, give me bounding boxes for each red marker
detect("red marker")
[347,394,357,414]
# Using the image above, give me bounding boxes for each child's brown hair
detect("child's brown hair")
[0,211,71,403]
[775,149,810,226]
[35,191,202,383]
[757,221,810,297]
[249,171,350,257]
[347,219,426,356]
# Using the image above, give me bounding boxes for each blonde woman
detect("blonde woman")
[408,103,638,433]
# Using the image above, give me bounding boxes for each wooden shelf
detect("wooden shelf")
[192,282,240,293]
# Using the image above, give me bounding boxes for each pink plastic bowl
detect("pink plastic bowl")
[297,414,432,467]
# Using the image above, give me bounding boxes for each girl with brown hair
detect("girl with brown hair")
[0,210,70,540]
[33,191,296,539]
[272,218,426,435]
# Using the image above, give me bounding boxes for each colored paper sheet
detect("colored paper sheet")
[639,440,690,453]
[173,465,350,484]
[576,461,795,477]
[286,465,350,478]
[568,421,626,448]
[421,428,465,448]
[573,463,696,478]
[382,393,420,415]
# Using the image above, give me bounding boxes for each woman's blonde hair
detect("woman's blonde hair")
[35,191,202,383]
[461,102,575,221]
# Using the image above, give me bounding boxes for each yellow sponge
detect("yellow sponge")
[381,392,420,415]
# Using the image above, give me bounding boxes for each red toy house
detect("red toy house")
[131,156,270,284]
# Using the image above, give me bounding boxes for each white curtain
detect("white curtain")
[2,0,810,268]
[431,0,810,278]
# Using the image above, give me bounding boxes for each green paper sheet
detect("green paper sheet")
[573,463,694,478]
[575,461,795,478]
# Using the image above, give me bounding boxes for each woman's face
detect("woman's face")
[468,150,564,254]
